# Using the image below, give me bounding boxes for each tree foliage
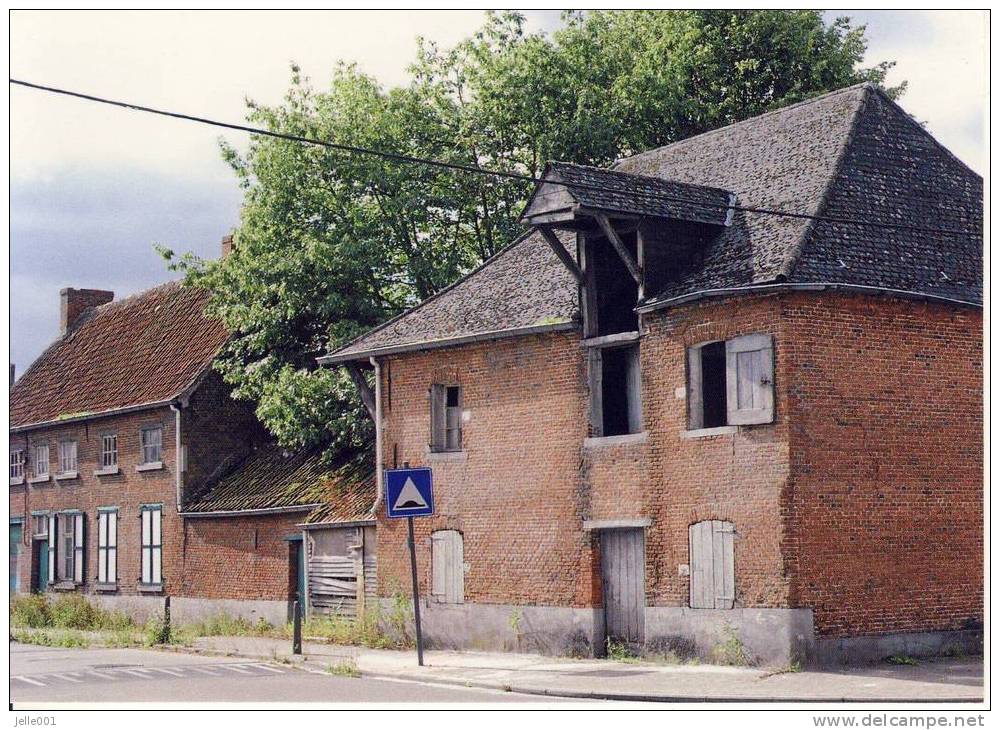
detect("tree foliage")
[163,10,902,454]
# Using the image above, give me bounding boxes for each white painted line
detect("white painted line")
[87,670,115,680]
[220,665,254,674]
[52,673,83,683]
[120,669,153,678]
[151,667,186,677]
[12,676,46,686]
[188,666,219,675]
[251,664,285,674]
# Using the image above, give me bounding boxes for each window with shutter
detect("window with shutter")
[73,513,85,583]
[97,509,118,584]
[141,506,163,585]
[687,334,774,429]
[431,530,464,604]
[688,520,735,609]
[430,384,462,452]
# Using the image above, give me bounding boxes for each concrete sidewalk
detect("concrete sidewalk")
[169,636,984,703]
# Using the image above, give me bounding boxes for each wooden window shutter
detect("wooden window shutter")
[687,346,704,429]
[107,512,117,584]
[430,384,446,451]
[725,334,774,425]
[431,531,447,598]
[73,513,85,583]
[431,530,464,604]
[47,514,57,582]
[626,346,642,434]
[689,520,735,609]
[98,512,107,583]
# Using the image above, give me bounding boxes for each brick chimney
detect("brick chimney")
[221,234,235,258]
[60,288,114,335]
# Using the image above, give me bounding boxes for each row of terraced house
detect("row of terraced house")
[10,85,983,665]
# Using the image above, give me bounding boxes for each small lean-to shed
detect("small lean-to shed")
[299,466,377,617]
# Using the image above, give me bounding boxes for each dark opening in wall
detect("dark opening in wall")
[592,232,639,336]
[601,345,641,436]
[700,341,727,428]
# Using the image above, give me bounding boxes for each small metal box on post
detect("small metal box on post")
[384,464,434,667]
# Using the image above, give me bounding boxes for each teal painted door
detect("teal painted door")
[35,539,49,593]
[9,524,22,593]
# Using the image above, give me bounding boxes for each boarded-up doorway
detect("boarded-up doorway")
[600,528,645,648]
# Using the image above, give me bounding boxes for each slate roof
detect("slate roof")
[323,84,983,363]
[322,228,579,363]
[522,161,733,227]
[183,443,375,521]
[10,281,230,430]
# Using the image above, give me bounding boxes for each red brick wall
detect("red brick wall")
[781,292,983,638]
[639,295,792,608]
[180,512,303,600]
[9,373,270,603]
[9,406,183,596]
[377,332,598,607]
[375,291,981,642]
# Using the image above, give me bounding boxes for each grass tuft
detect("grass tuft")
[327,658,361,678]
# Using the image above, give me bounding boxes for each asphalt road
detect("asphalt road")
[9,642,562,705]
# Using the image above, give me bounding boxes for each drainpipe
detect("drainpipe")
[169,403,183,511]
[370,356,383,516]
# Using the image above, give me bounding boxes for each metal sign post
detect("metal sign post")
[385,465,434,667]
[406,516,424,666]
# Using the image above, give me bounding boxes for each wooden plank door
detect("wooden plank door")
[601,528,645,647]
[689,520,735,609]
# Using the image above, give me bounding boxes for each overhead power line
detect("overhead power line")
[9,78,981,239]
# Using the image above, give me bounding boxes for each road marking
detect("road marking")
[188,667,219,675]
[87,670,115,680]
[220,665,253,674]
[151,667,186,677]
[251,664,285,674]
[120,668,153,677]
[12,676,46,686]
[52,673,83,683]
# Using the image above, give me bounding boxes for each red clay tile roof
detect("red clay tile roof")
[183,443,375,521]
[10,281,229,429]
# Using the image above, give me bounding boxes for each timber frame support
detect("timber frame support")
[595,214,642,284]
[537,225,584,284]
[345,363,377,421]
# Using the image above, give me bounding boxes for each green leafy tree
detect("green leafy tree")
[163,10,902,454]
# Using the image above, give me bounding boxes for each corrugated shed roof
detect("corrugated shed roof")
[183,444,375,519]
[524,161,733,227]
[323,84,983,363]
[11,281,229,429]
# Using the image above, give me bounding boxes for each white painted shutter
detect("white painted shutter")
[431,530,464,604]
[725,334,774,425]
[73,513,85,583]
[98,513,107,583]
[151,509,162,585]
[47,514,56,582]
[141,509,152,584]
[107,512,117,584]
[689,520,735,609]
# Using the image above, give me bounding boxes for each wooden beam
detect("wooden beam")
[595,214,642,284]
[345,363,376,421]
[537,226,584,284]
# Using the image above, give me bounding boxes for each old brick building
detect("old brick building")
[9,254,374,625]
[322,84,983,664]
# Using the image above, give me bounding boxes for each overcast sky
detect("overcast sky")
[8,10,987,375]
